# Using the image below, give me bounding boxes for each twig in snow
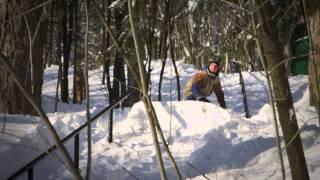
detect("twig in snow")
[121,166,140,180]
[186,162,210,180]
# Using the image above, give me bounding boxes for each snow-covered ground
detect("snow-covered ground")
[0,60,319,180]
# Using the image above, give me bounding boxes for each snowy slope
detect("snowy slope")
[0,60,319,180]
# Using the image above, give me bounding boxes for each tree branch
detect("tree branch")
[5,0,54,24]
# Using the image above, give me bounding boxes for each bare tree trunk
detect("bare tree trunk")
[47,1,54,68]
[271,50,309,180]
[92,0,140,85]
[238,63,250,118]
[101,0,115,143]
[127,1,167,179]
[185,5,200,69]
[30,4,46,110]
[146,0,158,96]
[255,1,310,179]
[169,22,181,101]
[84,0,91,179]
[126,58,140,106]
[93,1,182,178]
[0,54,83,180]
[61,0,71,103]
[0,0,10,113]
[73,0,84,104]
[113,6,126,103]
[244,40,256,71]
[250,1,286,175]
[158,56,167,101]
[103,0,112,92]
[302,0,320,125]
[113,54,125,100]
[170,46,181,101]
[128,1,183,179]
[54,62,62,112]
[158,1,170,101]
[54,0,63,111]
[101,0,106,85]
[0,1,45,115]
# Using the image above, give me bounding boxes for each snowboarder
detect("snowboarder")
[183,60,227,109]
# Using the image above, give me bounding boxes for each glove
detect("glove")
[196,97,210,102]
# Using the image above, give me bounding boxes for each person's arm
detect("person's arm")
[213,79,227,109]
[191,83,202,99]
[191,82,210,102]
[191,72,210,102]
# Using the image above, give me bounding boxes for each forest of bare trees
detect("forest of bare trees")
[0,0,319,179]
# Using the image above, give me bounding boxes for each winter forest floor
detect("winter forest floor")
[0,60,319,180]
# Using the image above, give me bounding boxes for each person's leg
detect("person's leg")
[213,79,227,108]
[184,95,196,101]
[185,95,210,102]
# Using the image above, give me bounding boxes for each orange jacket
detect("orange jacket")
[183,71,227,108]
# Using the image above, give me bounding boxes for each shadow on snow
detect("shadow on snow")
[186,127,275,178]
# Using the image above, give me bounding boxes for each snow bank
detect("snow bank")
[1,61,319,180]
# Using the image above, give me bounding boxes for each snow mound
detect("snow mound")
[88,101,278,179]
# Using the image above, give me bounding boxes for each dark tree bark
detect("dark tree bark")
[101,0,107,85]
[0,0,46,115]
[125,66,140,106]
[105,0,112,100]
[0,53,83,179]
[61,0,73,103]
[256,1,310,179]
[54,0,64,111]
[306,6,320,106]
[158,0,170,101]
[113,54,125,99]
[169,16,181,101]
[125,7,140,106]
[303,0,320,124]
[146,0,158,96]
[158,55,167,101]
[170,42,181,101]
[237,63,250,118]
[72,0,84,104]
[104,0,114,140]
[46,2,54,68]
[113,7,126,101]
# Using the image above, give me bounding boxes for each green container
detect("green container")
[292,36,309,75]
